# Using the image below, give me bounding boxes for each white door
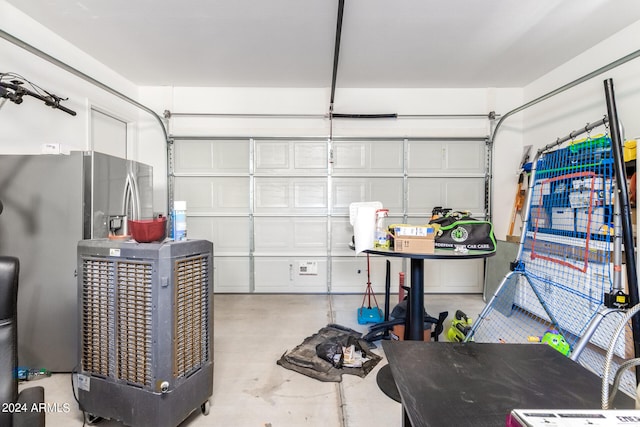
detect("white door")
[91,108,127,158]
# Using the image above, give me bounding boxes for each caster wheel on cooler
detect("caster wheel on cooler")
[201,399,211,416]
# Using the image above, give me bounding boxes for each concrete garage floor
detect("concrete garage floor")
[25,293,486,427]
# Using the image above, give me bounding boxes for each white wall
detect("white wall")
[522,20,640,151]
[139,85,524,238]
[487,89,525,240]
[513,19,640,295]
[489,20,640,241]
[0,1,168,214]
[0,2,137,152]
[143,86,517,138]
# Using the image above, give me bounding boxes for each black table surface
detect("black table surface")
[364,247,495,260]
[382,341,634,427]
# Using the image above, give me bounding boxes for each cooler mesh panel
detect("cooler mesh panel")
[174,255,210,378]
[116,261,153,387]
[81,258,154,387]
[81,259,115,377]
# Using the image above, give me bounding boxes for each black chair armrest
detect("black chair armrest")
[14,386,45,427]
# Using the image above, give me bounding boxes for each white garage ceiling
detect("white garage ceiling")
[5,0,640,88]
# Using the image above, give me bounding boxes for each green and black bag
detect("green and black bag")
[429,211,496,252]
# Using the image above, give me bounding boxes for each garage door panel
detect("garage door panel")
[411,259,483,293]
[407,142,444,172]
[255,179,288,209]
[407,178,484,213]
[189,216,250,254]
[332,181,365,214]
[255,141,290,170]
[214,257,251,293]
[371,141,403,171]
[175,176,249,213]
[330,256,404,294]
[444,179,485,211]
[254,257,327,293]
[333,143,365,170]
[175,140,249,173]
[332,177,403,215]
[293,218,327,251]
[294,180,327,208]
[331,217,353,255]
[255,179,289,209]
[173,137,487,295]
[407,178,444,213]
[294,142,327,170]
[402,258,484,294]
[333,141,403,173]
[407,141,486,174]
[446,141,486,172]
[255,177,327,213]
[255,141,327,173]
[254,217,327,254]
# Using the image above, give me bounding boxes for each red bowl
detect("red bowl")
[128,217,167,243]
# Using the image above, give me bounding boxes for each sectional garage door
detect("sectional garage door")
[172,137,489,294]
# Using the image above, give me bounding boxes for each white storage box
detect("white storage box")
[551,208,575,232]
[572,177,604,191]
[531,183,551,205]
[569,191,591,208]
[575,207,607,234]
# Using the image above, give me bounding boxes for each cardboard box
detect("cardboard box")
[529,206,550,229]
[392,324,432,341]
[393,225,434,237]
[394,235,435,254]
[506,234,521,244]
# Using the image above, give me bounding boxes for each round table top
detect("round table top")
[363,247,495,260]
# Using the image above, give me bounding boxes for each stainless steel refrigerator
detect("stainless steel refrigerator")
[0,151,153,372]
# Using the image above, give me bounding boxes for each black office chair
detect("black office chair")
[0,256,45,427]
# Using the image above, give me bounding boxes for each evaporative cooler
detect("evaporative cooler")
[76,239,213,427]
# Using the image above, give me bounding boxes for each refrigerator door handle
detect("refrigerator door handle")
[123,175,134,224]
[123,170,141,221]
[122,176,131,233]
[130,173,141,221]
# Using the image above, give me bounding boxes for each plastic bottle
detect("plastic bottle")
[16,367,51,381]
[170,201,187,241]
[374,208,390,249]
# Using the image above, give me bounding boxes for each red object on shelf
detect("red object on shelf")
[128,217,167,243]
